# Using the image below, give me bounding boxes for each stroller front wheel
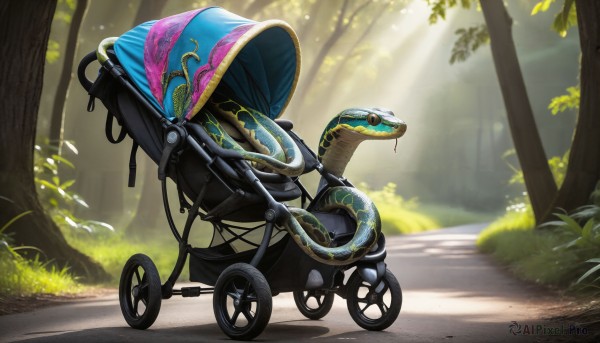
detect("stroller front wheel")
[293,290,335,320]
[119,254,162,330]
[346,268,402,331]
[213,263,272,340]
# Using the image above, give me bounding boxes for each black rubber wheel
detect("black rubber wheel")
[293,290,335,320]
[213,263,272,340]
[119,254,162,330]
[346,268,402,331]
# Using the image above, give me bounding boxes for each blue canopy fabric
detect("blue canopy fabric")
[113,7,300,121]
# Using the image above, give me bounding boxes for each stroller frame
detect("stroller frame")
[78,34,401,340]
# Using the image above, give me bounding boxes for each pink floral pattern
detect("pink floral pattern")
[144,9,204,107]
[185,24,253,119]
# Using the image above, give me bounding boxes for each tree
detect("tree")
[132,0,166,25]
[550,0,600,220]
[426,0,600,224]
[478,1,557,223]
[0,0,108,281]
[293,0,372,105]
[49,0,89,149]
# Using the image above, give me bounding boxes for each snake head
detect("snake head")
[336,108,407,140]
[319,107,407,177]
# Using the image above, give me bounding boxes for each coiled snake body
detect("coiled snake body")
[197,96,407,266]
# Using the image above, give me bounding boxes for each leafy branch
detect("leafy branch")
[548,86,580,115]
[531,0,577,37]
[450,24,489,64]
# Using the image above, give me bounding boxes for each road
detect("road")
[0,224,569,342]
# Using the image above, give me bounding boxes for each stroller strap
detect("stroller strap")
[128,142,138,187]
[105,110,128,144]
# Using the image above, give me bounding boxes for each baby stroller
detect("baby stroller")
[78,7,406,340]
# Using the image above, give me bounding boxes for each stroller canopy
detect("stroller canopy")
[114,7,300,121]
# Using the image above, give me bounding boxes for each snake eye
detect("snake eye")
[367,113,381,126]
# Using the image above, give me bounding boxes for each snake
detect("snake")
[196,92,305,176]
[195,99,407,266]
[162,38,201,118]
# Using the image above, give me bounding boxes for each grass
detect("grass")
[420,203,496,228]
[1,181,488,297]
[0,251,81,296]
[0,211,82,296]
[361,182,494,235]
[476,207,595,288]
[63,230,191,285]
[478,204,600,338]
[359,182,440,234]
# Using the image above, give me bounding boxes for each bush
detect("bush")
[359,182,439,235]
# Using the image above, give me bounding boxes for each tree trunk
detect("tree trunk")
[324,3,387,97]
[0,0,108,282]
[294,0,370,112]
[49,0,89,148]
[132,0,166,25]
[480,0,557,224]
[546,0,600,219]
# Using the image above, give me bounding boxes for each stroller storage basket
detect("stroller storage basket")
[189,235,338,293]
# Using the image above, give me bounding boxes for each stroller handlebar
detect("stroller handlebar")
[97,37,117,65]
[77,51,97,92]
[78,37,117,92]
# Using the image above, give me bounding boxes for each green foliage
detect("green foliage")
[450,24,489,64]
[503,149,568,188]
[543,211,600,251]
[531,0,577,37]
[477,208,582,286]
[46,40,60,64]
[547,152,569,188]
[425,0,488,64]
[425,0,473,24]
[0,251,80,296]
[45,0,78,64]
[577,258,600,284]
[1,211,80,296]
[358,182,439,234]
[541,199,600,290]
[34,142,114,234]
[549,85,580,115]
[479,192,600,291]
[64,229,185,284]
[418,203,495,228]
[531,0,556,15]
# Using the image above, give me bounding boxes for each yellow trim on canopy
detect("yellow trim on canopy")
[188,20,301,120]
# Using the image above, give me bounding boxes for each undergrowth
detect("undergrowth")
[477,201,600,289]
[359,182,440,234]
[62,229,186,285]
[0,211,80,296]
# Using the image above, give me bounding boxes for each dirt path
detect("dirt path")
[0,224,587,342]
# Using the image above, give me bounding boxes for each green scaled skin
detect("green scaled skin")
[195,94,304,176]
[285,187,381,266]
[318,108,407,177]
[196,98,407,265]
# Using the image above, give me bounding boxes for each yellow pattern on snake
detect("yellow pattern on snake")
[196,97,407,265]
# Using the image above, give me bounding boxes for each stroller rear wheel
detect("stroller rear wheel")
[119,254,162,330]
[293,290,335,320]
[346,268,402,331]
[213,263,272,340]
